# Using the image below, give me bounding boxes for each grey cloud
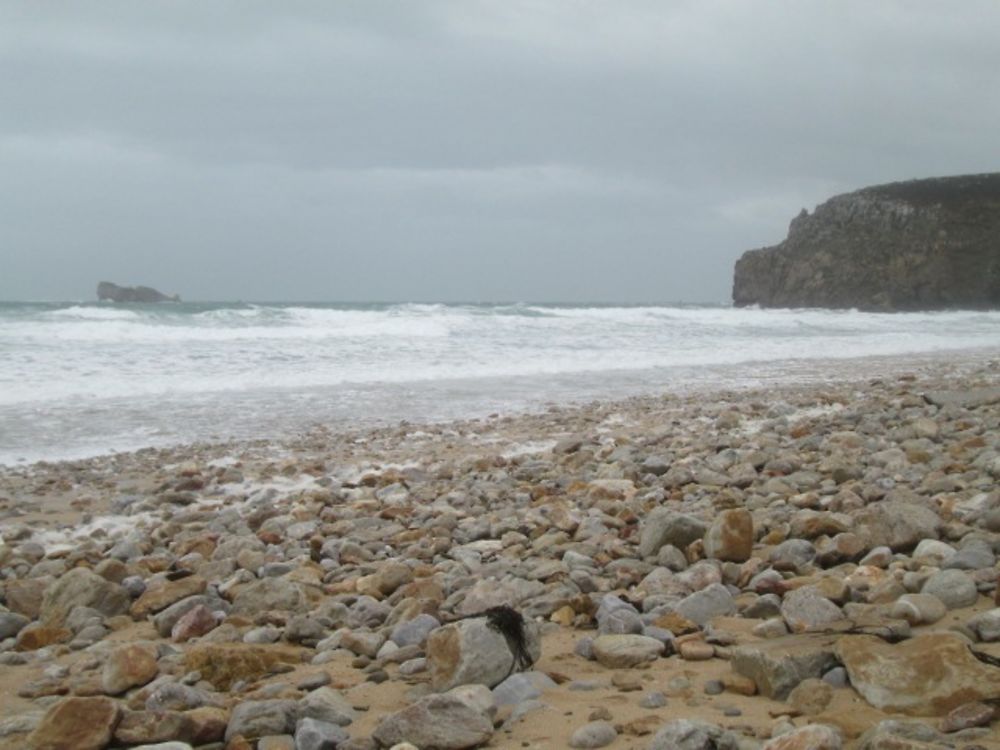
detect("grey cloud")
[2,1,999,301]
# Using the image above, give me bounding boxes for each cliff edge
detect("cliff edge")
[732,173,1000,310]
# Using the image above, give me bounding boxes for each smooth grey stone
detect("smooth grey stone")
[640,691,667,708]
[672,583,735,626]
[742,593,782,619]
[638,511,707,558]
[492,671,557,706]
[822,666,849,688]
[225,700,297,742]
[647,719,740,750]
[0,612,30,639]
[574,637,594,660]
[943,544,995,571]
[921,569,979,609]
[569,720,617,749]
[295,717,350,750]
[298,686,357,727]
[390,613,440,647]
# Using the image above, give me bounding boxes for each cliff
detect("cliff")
[732,173,1000,310]
[97,281,180,303]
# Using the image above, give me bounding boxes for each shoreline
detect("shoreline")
[2,344,997,470]
[1,347,997,551]
[1,348,999,748]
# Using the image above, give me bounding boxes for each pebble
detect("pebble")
[703,680,723,695]
[569,721,618,748]
[921,569,980,609]
[679,641,714,661]
[640,691,667,708]
[939,701,996,732]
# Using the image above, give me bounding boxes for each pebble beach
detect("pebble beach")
[2,348,1000,750]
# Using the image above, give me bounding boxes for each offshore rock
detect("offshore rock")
[733,173,1000,310]
[97,281,180,303]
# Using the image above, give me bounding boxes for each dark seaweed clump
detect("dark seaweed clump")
[459,605,535,676]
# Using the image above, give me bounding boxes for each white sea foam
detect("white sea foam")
[46,305,142,320]
[0,301,998,464]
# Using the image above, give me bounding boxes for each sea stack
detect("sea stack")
[97,281,180,303]
[732,172,1000,311]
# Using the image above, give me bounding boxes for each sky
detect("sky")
[2,1,999,303]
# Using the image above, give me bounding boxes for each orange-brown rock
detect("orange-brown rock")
[652,612,699,635]
[27,696,121,750]
[225,736,254,750]
[620,715,661,737]
[835,633,1000,715]
[172,534,218,558]
[15,622,71,651]
[132,555,173,575]
[113,709,194,745]
[130,575,207,618]
[722,674,757,696]
[5,577,49,618]
[186,706,229,744]
[762,724,842,750]
[939,701,996,733]
[789,511,849,539]
[183,643,303,690]
[678,641,714,661]
[355,561,414,598]
[550,605,575,626]
[398,577,445,602]
[171,603,219,641]
[102,643,159,694]
[703,508,754,562]
[94,558,128,583]
[40,568,129,625]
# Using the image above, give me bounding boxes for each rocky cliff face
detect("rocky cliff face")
[732,173,1000,310]
[97,281,180,303]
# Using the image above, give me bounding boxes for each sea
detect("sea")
[1,301,998,466]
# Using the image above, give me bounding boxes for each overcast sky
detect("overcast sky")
[2,2,998,303]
